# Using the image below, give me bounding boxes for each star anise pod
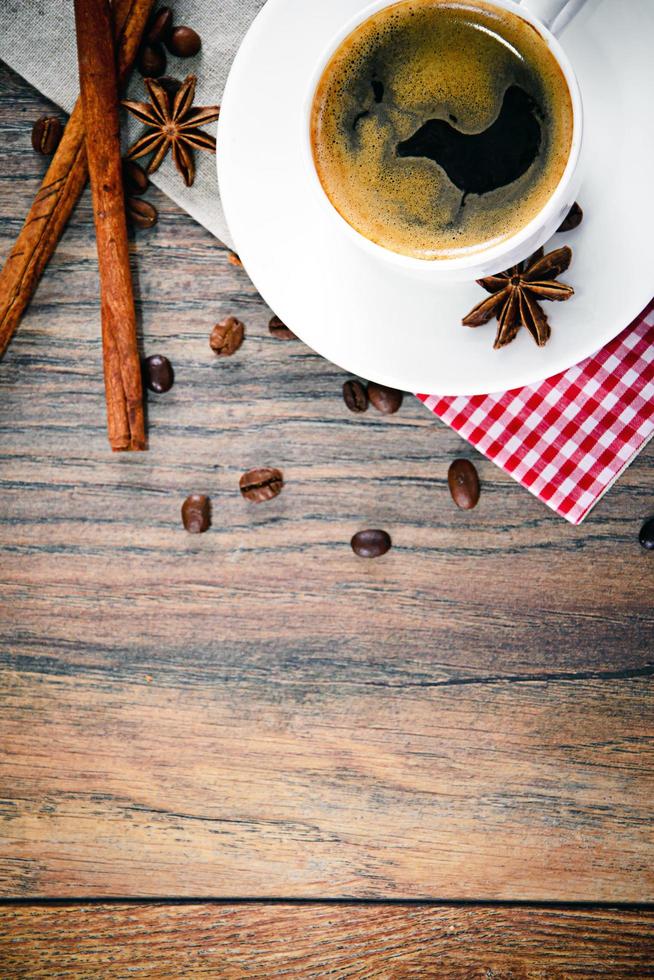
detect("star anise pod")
[462,246,574,349]
[122,75,220,188]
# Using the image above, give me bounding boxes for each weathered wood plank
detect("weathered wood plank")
[1,904,653,978]
[0,62,652,900]
[2,668,652,899]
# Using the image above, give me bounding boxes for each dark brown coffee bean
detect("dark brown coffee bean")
[342,379,368,413]
[146,6,173,45]
[127,196,158,229]
[448,458,480,510]
[182,494,211,533]
[31,115,63,155]
[268,315,296,340]
[557,201,583,233]
[639,517,654,551]
[143,354,174,393]
[367,382,403,414]
[157,75,182,98]
[351,529,392,558]
[210,316,245,356]
[123,159,149,196]
[166,26,202,57]
[227,251,243,267]
[138,41,167,77]
[239,467,284,503]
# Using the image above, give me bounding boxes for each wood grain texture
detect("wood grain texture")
[2,904,654,978]
[0,62,653,901]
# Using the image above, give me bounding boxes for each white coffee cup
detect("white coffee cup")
[304,0,586,281]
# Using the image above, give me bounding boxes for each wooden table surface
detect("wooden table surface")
[1,62,653,975]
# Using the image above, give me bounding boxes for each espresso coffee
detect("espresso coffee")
[310,0,574,259]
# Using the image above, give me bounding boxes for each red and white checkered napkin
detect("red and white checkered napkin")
[418,300,654,524]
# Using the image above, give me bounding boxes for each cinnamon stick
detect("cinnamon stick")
[0,0,155,362]
[75,0,146,451]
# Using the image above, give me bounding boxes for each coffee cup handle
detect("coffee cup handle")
[520,0,587,34]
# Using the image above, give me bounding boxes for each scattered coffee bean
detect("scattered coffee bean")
[166,25,202,57]
[143,354,174,393]
[639,517,654,551]
[123,158,149,196]
[182,493,211,533]
[146,6,173,45]
[227,251,243,267]
[268,315,296,340]
[157,75,182,98]
[351,529,392,558]
[557,201,583,233]
[210,316,245,356]
[448,458,480,510]
[239,467,284,503]
[367,382,403,414]
[127,196,158,229]
[31,115,63,155]
[138,41,167,78]
[342,379,368,413]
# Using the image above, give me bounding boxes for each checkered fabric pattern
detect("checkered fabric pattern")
[418,300,654,524]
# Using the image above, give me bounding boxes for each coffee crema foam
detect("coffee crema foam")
[310,0,574,259]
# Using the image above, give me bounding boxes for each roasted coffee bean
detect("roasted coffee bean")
[239,467,284,503]
[31,115,63,155]
[557,201,583,232]
[342,379,368,413]
[123,158,149,196]
[268,315,296,340]
[182,493,211,533]
[227,251,243,267]
[158,75,182,98]
[127,196,158,229]
[639,517,654,551]
[166,25,202,57]
[210,316,245,356]
[448,458,480,510]
[138,41,167,77]
[146,6,173,45]
[143,354,174,393]
[351,529,392,558]
[367,382,403,414]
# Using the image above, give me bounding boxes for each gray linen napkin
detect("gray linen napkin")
[0,0,267,248]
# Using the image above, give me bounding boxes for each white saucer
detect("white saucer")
[217,0,654,395]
